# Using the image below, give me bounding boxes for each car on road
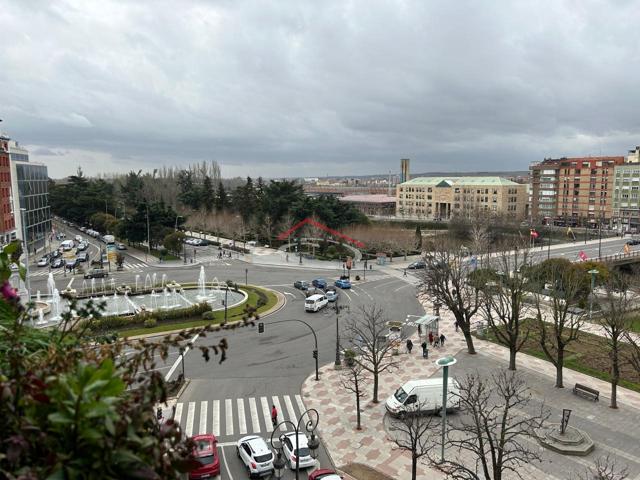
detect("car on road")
[37,257,49,267]
[116,242,127,250]
[65,258,79,270]
[84,268,108,279]
[334,279,351,289]
[76,242,88,251]
[51,258,64,269]
[75,235,83,243]
[305,294,328,312]
[309,469,342,480]
[294,280,309,290]
[189,434,220,479]
[280,432,315,470]
[312,278,327,290]
[50,250,61,259]
[325,289,338,302]
[407,260,426,269]
[236,435,274,477]
[77,252,89,262]
[625,238,640,246]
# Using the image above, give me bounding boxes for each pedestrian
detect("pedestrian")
[406,338,413,354]
[421,341,428,358]
[454,321,459,333]
[440,333,446,346]
[433,337,439,348]
[271,404,278,427]
[428,331,433,346]
[403,269,407,277]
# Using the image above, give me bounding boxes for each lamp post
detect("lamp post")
[435,355,457,464]
[269,408,319,480]
[547,223,552,260]
[223,287,229,324]
[333,301,349,368]
[20,208,31,298]
[145,204,150,263]
[245,268,248,285]
[588,268,598,320]
[175,215,183,231]
[598,216,603,260]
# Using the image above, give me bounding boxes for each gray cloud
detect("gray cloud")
[2,0,640,179]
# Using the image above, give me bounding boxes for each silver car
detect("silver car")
[237,435,274,477]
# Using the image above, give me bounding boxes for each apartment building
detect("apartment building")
[529,156,624,225]
[612,146,640,232]
[0,134,16,246]
[396,177,527,220]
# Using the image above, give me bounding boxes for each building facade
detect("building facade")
[396,177,527,220]
[400,158,410,183]
[612,147,640,232]
[8,140,51,253]
[339,194,397,216]
[0,135,16,246]
[529,156,624,225]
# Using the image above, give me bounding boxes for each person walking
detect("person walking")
[271,405,278,427]
[403,269,407,277]
[454,321,459,333]
[440,333,446,346]
[428,331,434,346]
[421,341,428,358]
[406,338,413,354]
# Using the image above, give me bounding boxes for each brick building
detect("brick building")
[0,134,16,245]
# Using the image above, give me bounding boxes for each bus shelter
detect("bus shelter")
[415,314,439,339]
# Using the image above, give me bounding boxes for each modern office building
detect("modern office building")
[612,146,640,232]
[396,176,527,220]
[0,134,16,246]
[529,156,624,225]
[400,158,410,183]
[8,140,51,253]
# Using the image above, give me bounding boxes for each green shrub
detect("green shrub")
[202,311,216,321]
[143,318,157,328]
[154,302,211,321]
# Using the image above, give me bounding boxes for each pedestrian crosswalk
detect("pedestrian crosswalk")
[167,395,308,439]
[29,262,150,277]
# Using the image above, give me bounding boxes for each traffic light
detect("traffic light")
[313,349,318,359]
[258,322,264,334]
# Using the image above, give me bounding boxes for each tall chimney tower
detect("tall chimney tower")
[400,158,410,183]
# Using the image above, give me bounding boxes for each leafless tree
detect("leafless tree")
[419,238,481,355]
[597,274,636,409]
[431,369,548,480]
[388,401,437,480]
[469,216,491,257]
[339,362,369,430]
[347,305,399,403]
[479,244,533,371]
[531,260,586,388]
[574,455,629,480]
[625,331,640,376]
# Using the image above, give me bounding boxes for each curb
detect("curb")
[168,378,191,401]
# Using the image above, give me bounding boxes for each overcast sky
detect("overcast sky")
[2,0,640,179]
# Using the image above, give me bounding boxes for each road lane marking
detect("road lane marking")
[349,288,359,296]
[212,400,220,436]
[199,401,208,435]
[354,287,373,300]
[220,445,234,480]
[248,397,260,433]
[237,398,247,435]
[295,395,305,415]
[284,395,297,424]
[225,399,234,436]
[261,396,273,432]
[174,403,183,425]
[272,396,286,431]
[394,284,412,293]
[341,289,352,302]
[185,402,195,438]
[164,332,200,381]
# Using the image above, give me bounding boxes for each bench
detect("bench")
[573,383,599,402]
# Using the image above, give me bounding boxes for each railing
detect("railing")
[581,249,640,264]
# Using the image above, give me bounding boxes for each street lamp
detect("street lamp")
[588,268,598,320]
[333,301,349,368]
[223,287,229,324]
[435,355,457,464]
[20,208,31,299]
[269,408,319,480]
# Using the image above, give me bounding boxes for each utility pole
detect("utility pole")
[146,204,150,263]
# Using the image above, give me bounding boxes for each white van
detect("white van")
[304,294,328,312]
[246,240,257,247]
[60,240,75,251]
[385,378,461,416]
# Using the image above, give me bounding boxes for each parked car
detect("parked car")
[312,278,327,290]
[37,257,49,267]
[280,432,315,470]
[334,279,351,289]
[51,258,64,269]
[75,235,83,243]
[236,435,274,478]
[294,280,309,290]
[407,260,426,269]
[189,434,220,480]
[325,289,339,302]
[309,469,343,480]
[77,252,89,262]
[51,250,61,259]
[76,242,88,251]
[116,243,127,250]
[625,238,640,246]
[305,294,328,312]
[84,268,108,279]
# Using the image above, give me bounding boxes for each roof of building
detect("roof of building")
[399,176,522,187]
[339,194,397,203]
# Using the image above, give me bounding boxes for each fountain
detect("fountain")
[50,289,62,321]
[47,273,56,298]
[162,273,167,288]
[144,274,152,290]
[197,266,208,299]
[82,280,88,295]
[37,308,46,325]
[91,278,96,296]
[36,291,41,302]
[152,273,157,288]
[163,288,169,310]
[172,288,179,307]
[135,274,140,293]
[112,292,120,315]
[150,290,158,310]
[110,278,116,292]
[101,279,106,295]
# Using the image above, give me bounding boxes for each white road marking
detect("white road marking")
[394,284,412,293]
[284,292,296,297]
[284,395,297,424]
[237,398,247,435]
[173,403,183,425]
[212,400,220,436]
[66,278,74,289]
[349,288,359,296]
[248,397,260,433]
[261,396,273,432]
[220,445,234,480]
[225,399,234,436]
[341,289,352,302]
[272,396,286,431]
[354,287,373,300]
[185,402,195,438]
[164,332,200,381]
[199,401,208,435]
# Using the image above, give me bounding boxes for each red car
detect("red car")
[309,469,343,480]
[189,434,220,479]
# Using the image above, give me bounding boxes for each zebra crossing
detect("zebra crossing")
[29,262,150,277]
[168,394,308,439]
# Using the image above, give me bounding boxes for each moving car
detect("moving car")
[51,250,61,259]
[309,469,343,480]
[280,432,315,470]
[116,242,127,250]
[65,258,79,270]
[84,268,108,279]
[37,257,49,267]
[325,289,338,302]
[311,278,327,290]
[305,294,328,312]
[407,260,426,269]
[625,238,640,246]
[294,280,309,290]
[385,378,461,417]
[51,258,64,269]
[76,242,88,251]
[77,252,89,262]
[60,240,75,251]
[334,279,351,289]
[236,435,274,478]
[189,434,220,479]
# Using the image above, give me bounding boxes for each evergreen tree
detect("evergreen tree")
[215,181,228,211]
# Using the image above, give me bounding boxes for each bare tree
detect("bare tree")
[479,244,533,371]
[339,362,369,430]
[347,305,399,403]
[531,260,586,388]
[597,274,636,409]
[432,369,548,480]
[625,331,640,375]
[419,238,481,355]
[388,401,436,480]
[575,455,629,480]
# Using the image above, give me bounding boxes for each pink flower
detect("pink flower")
[0,281,19,302]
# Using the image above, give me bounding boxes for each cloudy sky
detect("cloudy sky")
[1,0,640,179]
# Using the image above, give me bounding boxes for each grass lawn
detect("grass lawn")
[629,316,640,334]
[120,285,278,337]
[476,319,640,392]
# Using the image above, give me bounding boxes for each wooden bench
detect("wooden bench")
[573,383,599,402]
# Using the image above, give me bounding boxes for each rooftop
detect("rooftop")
[399,176,521,187]
[339,194,397,203]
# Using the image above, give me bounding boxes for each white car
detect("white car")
[37,257,49,267]
[237,435,274,477]
[280,432,315,470]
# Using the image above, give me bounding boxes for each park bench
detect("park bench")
[573,383,599,402]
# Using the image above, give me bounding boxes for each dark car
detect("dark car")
[312,278,327,290]
[189,434,220,479]
[84,268,108,279]
[50,250,61,259]
[77,252,89,262]
[625,238,640,246]
[407,260,426,269]
[51,258,64,269]
[294,280,309,290]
